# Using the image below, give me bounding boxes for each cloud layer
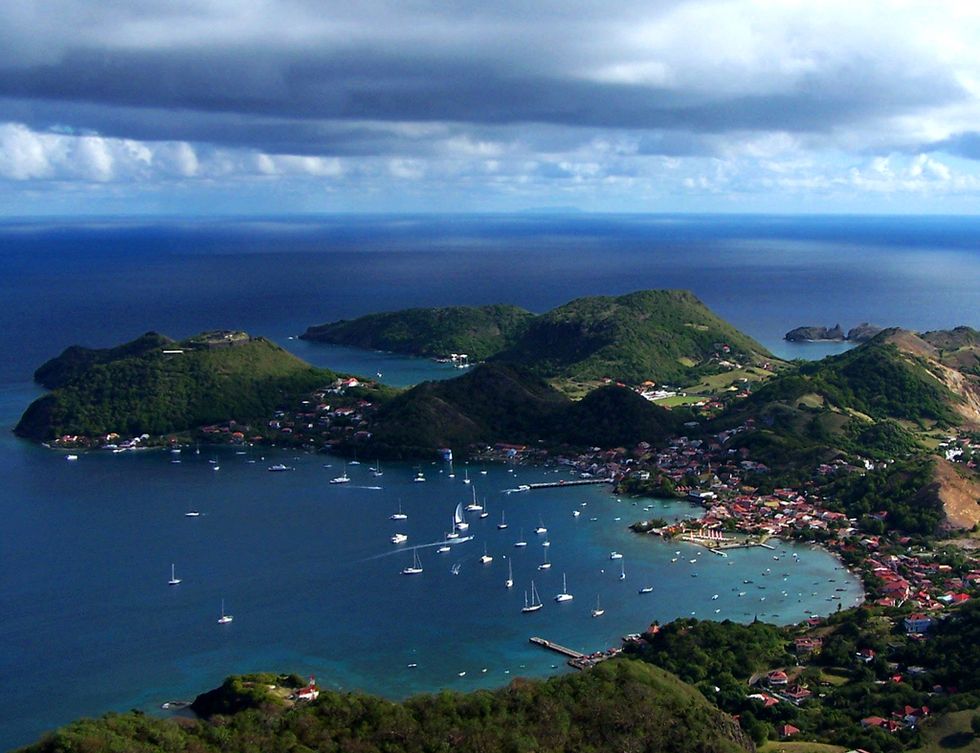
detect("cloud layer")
[3,0,980,212]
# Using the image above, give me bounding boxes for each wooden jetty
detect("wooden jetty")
[529,636,585,659]
[524,478,613,491]
[529,636,621,670]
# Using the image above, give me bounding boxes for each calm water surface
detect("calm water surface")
[1,214,976,749]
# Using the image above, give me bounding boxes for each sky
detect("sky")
[4,1,980,215]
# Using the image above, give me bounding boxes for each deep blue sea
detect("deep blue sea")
[0,214,977,750]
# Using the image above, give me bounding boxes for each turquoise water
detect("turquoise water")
[5,213,976,749]
[0,392,860,748]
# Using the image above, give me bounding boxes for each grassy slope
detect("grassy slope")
[19,660,751,753]
[301,304,534,360]
[16,336,336,440]
[361,363,684,458]
[492,290,773,385]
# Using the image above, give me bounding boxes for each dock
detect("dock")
[524,478,614,490]
[529,636,622,670]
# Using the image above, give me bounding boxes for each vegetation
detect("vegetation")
[19,660,752,753]
[302,304,534,360]
[16,334,337,441]
[354,363,685,458]
[33,332,175,389]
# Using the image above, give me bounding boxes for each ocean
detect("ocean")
[0,214,976,750]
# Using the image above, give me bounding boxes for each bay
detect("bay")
[1,213,976,750]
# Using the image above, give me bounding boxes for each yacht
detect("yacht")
[497,510,508,530]
[609,551,623,560]
[521,581,543,613]
[639,586,654,594]
[465,488,483,512]
[505,560,514,589]
[534,518,547,535]
[218,599,233,624]
[554,573,573,602]
[480,544,493,564]
[66,454,79,461]
[591,595,605,618]
[454,503,469,532]
[513,529,527,547]
[184,510,201,517]
[168,563,181,586]
[391,533,408,544]
[538,546,552,570]
[370,461,383,477]
[389,501,408,520]
[402,548,423,575]
[463,467,471,485]
[437,543,451,553]
[413,470,426,482]
[268,463,293,472]
[329,463,351,484]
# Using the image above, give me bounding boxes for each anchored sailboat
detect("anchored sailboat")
[505,560,513,589]
[402,548,423,575]
[521,580,543,613]
[454,502,469,531]
[591,595,605,617]
[497,509,508,530]
[218,599,233,624]
[168,563,181,586]
[555,572,573,602]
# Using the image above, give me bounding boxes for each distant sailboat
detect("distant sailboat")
[619,560,626,581]
[402,548,423,575]
[591,595,605,617]
[463,467,471,484]
[454,502,469,531]
[521,581,543,613]
[390,500,408,520]
[371,461,383,477]
[514,528,527,547]
[497,509,508,530]
[465,487,482,512]
[184,509,201,517]
[168,563,181,586]
[446,515,460,539]
[414,469,426,482]
[218,599,233,624]
[480,544,493,564]
[479,497,489,519]
[555,572,573,602]
[505,560,514,589]
[534,517,547,535]
[329,462,351,484]
[538,546,551,570]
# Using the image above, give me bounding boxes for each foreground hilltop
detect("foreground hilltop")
[18,660,752,753]
[15,331,338,442]
[304,290,775,388]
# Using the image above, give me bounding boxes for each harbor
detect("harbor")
[529,636,622,670]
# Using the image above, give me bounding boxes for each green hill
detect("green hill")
[18,660,752,753]
[301,304,534,360]
[494,289,772,385]
[303,290,774,388]
[359,362,684,458]
[16,332,336,441]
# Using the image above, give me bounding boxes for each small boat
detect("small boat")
[184,510,201,517]
[267,463,292,472]
[591,595,604,618]
[538,546,551,570]
[514,529,527,547]
[390,501,408,520]
[218,599,233,624]
[446,516,460,539]
[542,539,550,548]
[391,533,408,544]
[505,560,514,589]
[402,548,423,575]
[554,572,573,602]
[330,463,351,484]
[497,510,508,530]
[609,551,623,560]
[619,560,626,581]
[211,465,220,471]
[437,544,451,553]
[480,468,488,475]
[712,594,719,600]
[168,563,181,586]
[479,498,489,519]
[480,544,493,564]
[534,517,547,535]
[66,454,79,461]
[465,487,482,512]
[370,461,383,477]
[572,510,581,517]
[463,467,471,485]
[454,503,469,532]
[413,470,426,482]
[639,586,653,594]
[521,581,543,613]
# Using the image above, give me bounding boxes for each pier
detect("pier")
[528,636,622,670]
[524,478,613,490]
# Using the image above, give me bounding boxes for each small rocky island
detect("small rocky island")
[784,322,882,343]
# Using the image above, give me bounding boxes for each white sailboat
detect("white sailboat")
[402,548,423,575]
[591,595,605,617]
[446,515,460,539]
[370,461,383,477]
[168,563,181,586]
[390,500,408,520]
[514,528,527,547]
[538,546,551,570]
[463,467,471,485]
[521,580,543,613]
[329,462,351,484]
[497,509,508,530]
[218,599,233,624]
[465,487,482,512]
[534,517,547,535]
[414,469,426,482]
[619,559,626,581]
[480,544,493,564]
[454,502,469,531]
[505,560,514,589]
[555,572,573,602]
[391,533,408,544]
[479,497,489,519]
